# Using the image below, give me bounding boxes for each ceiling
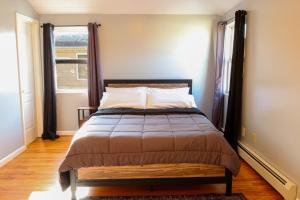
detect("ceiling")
[28,0,242,15]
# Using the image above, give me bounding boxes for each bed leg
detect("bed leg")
[225,168,232,196]
[70,169,77,200]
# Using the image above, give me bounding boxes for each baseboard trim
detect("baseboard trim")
[57,131,76,136]
[0,145,26,168]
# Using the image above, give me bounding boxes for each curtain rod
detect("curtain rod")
[225,17,235,23]
[227,17,235,21]
[40,24,101,28]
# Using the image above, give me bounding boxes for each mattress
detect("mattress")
[59,108,240,190]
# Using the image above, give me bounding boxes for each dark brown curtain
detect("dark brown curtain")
[87,23,103,109]
[224,10,247,150]
[42,23,58,140]
[212,22,226,130]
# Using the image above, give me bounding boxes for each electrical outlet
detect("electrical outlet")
[252,132,257,143]
[241,127,246,137]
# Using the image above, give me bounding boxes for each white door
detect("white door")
[17,20,37,145]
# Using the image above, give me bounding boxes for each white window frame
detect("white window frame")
[53,26,88,93]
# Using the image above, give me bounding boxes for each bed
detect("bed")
[59,79,240,200]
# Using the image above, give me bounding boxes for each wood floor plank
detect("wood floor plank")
[0,136,283,200]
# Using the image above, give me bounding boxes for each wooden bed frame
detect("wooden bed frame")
[69,79,232,200]
[103,79,193,94]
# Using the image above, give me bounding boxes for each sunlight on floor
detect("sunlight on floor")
[29,182,90,200]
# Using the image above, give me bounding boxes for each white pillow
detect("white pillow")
[147,87,190,95]
[99,92,146,109]
[188,95,197,108]
[147,93,197,109]
[106,87,147,93]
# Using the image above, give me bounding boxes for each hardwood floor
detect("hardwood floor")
[0,136,283,200]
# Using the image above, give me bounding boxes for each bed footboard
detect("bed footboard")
[69,165,232,200]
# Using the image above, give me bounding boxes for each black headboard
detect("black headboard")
[103,79,192,94]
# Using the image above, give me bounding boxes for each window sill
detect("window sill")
[56,89,87,94]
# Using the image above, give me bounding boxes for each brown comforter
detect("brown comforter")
[59,108,240,190]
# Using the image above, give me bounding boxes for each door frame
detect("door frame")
[16,13,43,145]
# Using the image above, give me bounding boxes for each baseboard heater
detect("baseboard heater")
[238,142,297,200]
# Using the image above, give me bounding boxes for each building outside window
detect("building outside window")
[54,26,88,91]
[76,53,88,80]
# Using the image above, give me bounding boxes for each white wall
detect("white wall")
[40,14,219,131]
[0,0,38,160]
[225,1,300,199]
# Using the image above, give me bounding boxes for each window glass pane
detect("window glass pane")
[54,27,88,47]
[56,63,88,89]
[54,27,88,90]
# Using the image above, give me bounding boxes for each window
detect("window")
[54,27,88,91]
[222,21,235,94]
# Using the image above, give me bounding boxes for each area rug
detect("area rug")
[81,194,246,200]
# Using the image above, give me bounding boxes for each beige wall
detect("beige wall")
[226,1,300,198]
[56,92,88,131]
[0,0,38,160]
[40,14,219,131]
